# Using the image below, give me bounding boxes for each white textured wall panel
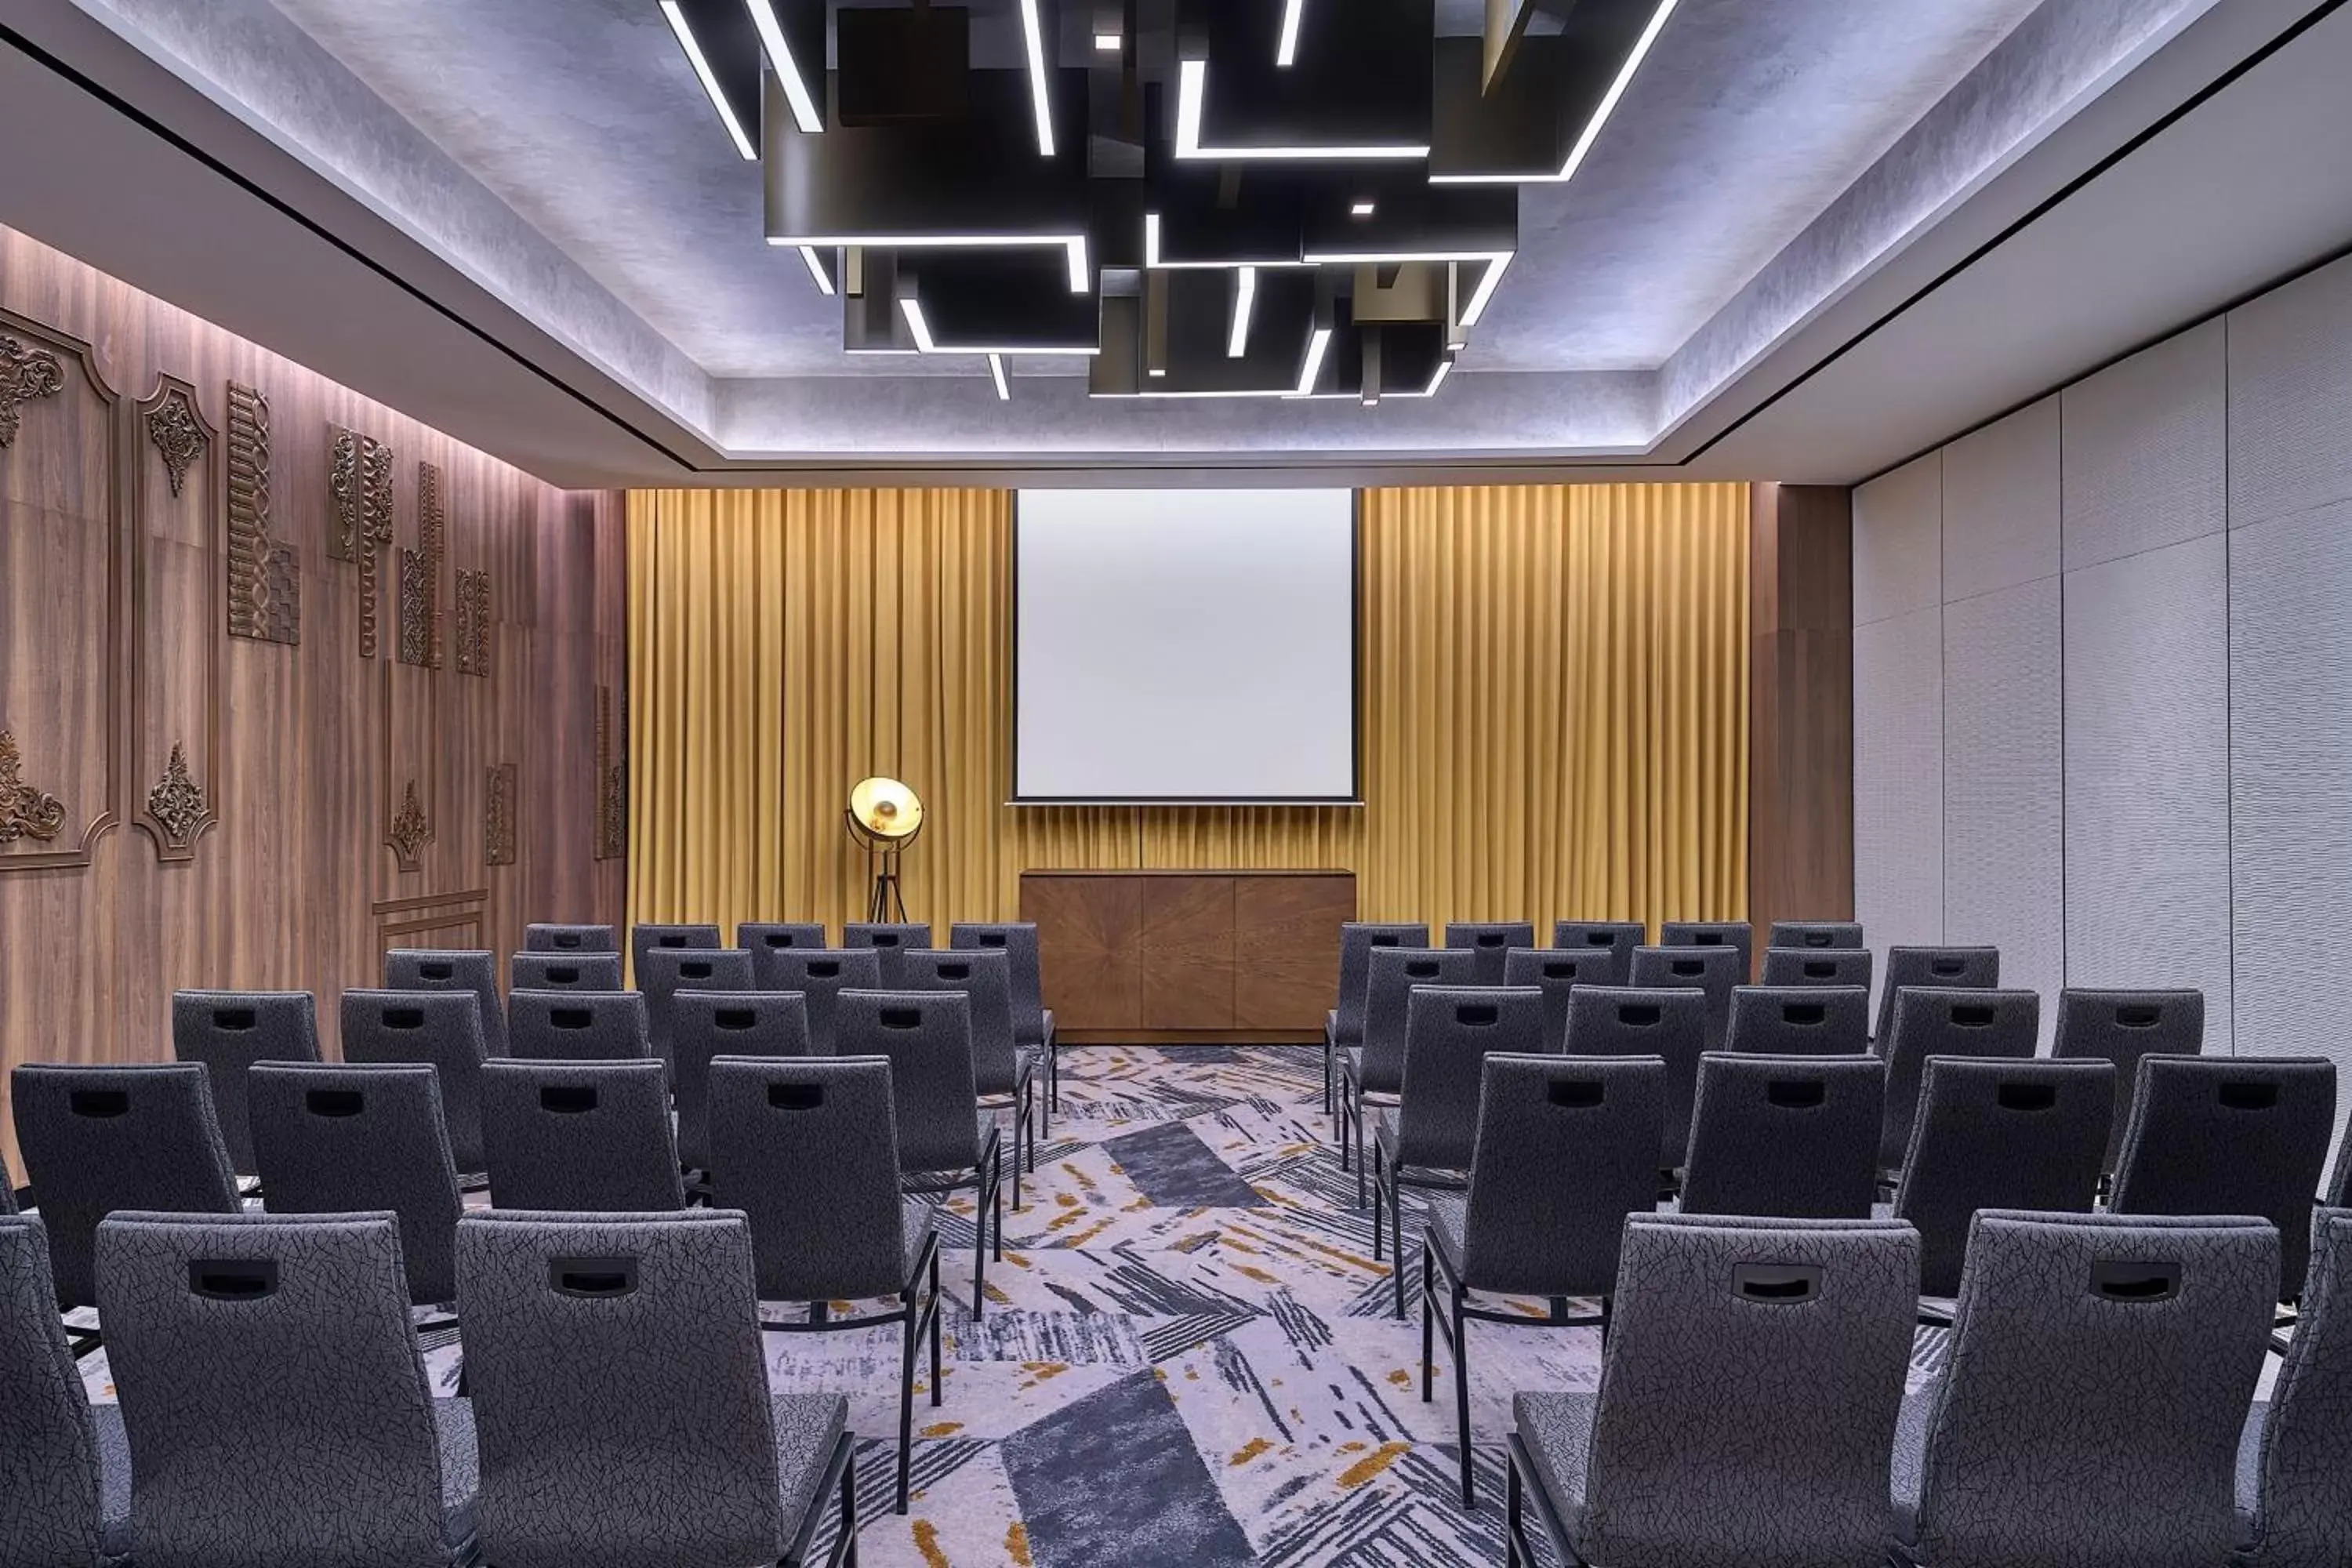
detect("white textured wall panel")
[2230,498,2352,1159]
[1854,604,1943,1022]
[2229,253,2352,531]
[2063,536,2230,1051]
[1854,452,1944,626]
[1944,577,2064,1044]
[1944,397,2063,603]
[2061,321,2227,570]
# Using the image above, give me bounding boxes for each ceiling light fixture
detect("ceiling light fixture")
[1350,200,1375,217]
[768,234,1091,295]
[898,297,1101,357]
[1299,248,1513,327]
[1095,31,1121,50]
[1291,325,1332,397]
[1228,267,1258,358]
[662,1,758,161]
[1393,356,1454,397]
[1174,59,1428,162]
[1276,0,1305,67]
[988,354,1011,400]
[1430,0,1681,183]
[743,0,824,136]
[1018,0,1057,158]
[798,245,835,296]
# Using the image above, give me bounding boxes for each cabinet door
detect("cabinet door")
[1140,876,1236,1029]
[1234,877,1355,1030]
[1022,877,1142,1029]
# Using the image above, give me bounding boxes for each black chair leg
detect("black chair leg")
[837,1445,861,1568]
[1454,1294,1473,1508]
[1388,1174,1405,1319]
[929,1249,945,1403]
[1420,1241,1436,1400]
[1370,1163,1385,1260]
[1504,1446,1524,1568]
[992,1151,1004,1264]
[896,1301,917,1514]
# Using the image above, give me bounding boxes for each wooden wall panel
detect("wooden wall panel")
[0,225,624,1184]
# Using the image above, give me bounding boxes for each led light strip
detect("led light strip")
[988,354,1011,401]
[1431,0,1681,183]
[1174,59,1428,162]
[662,2,757,161]
[898,298,1102,357]
[1291,325,1333,397]
[744,0,824,136]
[1298,249,1512,326]
[1018,0,1056,157]
[798,245,835,296]
[1277,0,1305,67]
[1228,267,1258,358]
[768,234,1091,294]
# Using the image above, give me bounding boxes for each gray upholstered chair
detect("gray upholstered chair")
[707,1056,944,1514]
[636,948,754,1065]
[1877,988,2041,1173]
[1660,919,1755,981]
[1445,922,1536,985]
[669,990,811,1176]
[384,949,510,1063]
[1339,947,1480,1186]
[524,921,616,953]
[1761,946,1874,989]
[1551,920,1643,985]
[96,1211,480,1568]
[505,988,650,1062]
[1562,984,1710,1172]
[1508,1216,1918,1565]
[2051,987,2205,1173]
[1722,984,1870,1055]
[2333,1141,2352,1211]
[902,946,1039,1205]
[2234,1207,2352,1568]
[1872,945,1999,1044]
[626,920,720,988]
[341,988,490,1174]
[169,989,320,1177]
[1422,1054,1665,1508]
[1890,1057,2113,1299]
[0,1212,124,1564]
[1326,922,1430,1119]
[246,1063,463,1309]
[1679,1054,1884,1221]
[1630,943,1741,1054]
[950,922,1056,1122]
[479,1059,686,1213]
[844,921,933,985]
[1501,946,1613,1051]
[9,1063,240,1316]
[835,989,1004,1318]
[737,922,829,964]
[1369,985,1545,1315]
[757,948,885,1058]
[2110,1055,2337,1301]
[1767,919,1864,950]
[1888,1211,2278,1568]
[453,1210,855,1568]
[509,952,624,992]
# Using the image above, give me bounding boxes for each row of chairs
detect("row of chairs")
[1502,1207,2352,1568]
[2,1207,859,1568]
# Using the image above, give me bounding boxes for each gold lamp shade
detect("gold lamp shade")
[846,775,924,844]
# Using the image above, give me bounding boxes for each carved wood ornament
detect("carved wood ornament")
[593,686,626,861]
[332,426,397,657]
[455,569,492,677]
[0,336,64,448]
[485,762,517,866]
[0,730,67,843]
[143,742,213,855]
[143,385,208,497]
[388,779,431,871]
[227,383,299,644]
[401,460,445,668]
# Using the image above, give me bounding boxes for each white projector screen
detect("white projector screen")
[1014,488,1359,803]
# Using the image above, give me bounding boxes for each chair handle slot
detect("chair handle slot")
[869,934,902,947]
[1949,1004,1996,1026]
[1581,932,1614,947]
[1766,1080,1827,1108]
[304,1089,365,1117]
[212,1007,257,1030]
[190,1261,278,1301]
[1996,1082,2057,1111]
[1370,935,1401,947]
[552,933,583,949]
[539,1085,599,1113]
[2218,1081,2281,1111]
[1547,1080,1605,1108]
[1475,933,1508,947]
[880,1007,923,1029]
[419,964,455,981]
[1802,961,1836,978]
[1780,1004,1826,1026]
[762,934,793,948]
[2114,1005,2161,1028]
[809,961,840,978]
[550,1258,639,1298]
[978,933,1007,948]
[768,1082,825,1110]
[1455,1004,1499,1026]
[1669,960,1704,976]
[383,1007,426,1029]
[1688,933,1727,947]
[938,964,971,980]
[1405,962,1440,978]
[1617,1005,1661,1026]
[715,1008,757,1030]
[1541,962,1576,979]
[551,1007,593,1029]
[680,962,713,979]
[69,1090,130,1119]
[657,935,688,948]
[1928,960,1965,976]
[1802,932,1834,948]
[1734,1264,1820,1303]
[2091,1261,2179,1302]
[546,967,580,985]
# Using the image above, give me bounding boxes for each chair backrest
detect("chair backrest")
[1679,1054,1884,1220]
[1766,920,1864,950]
[479,1059,685,1213]
[2050,988,2205,1172]
[2241,1207,2352,1568]
[0,1213,103,1567]
[1878,987,2041,1171]
[708,1056,910,1302]
[1874,945,1999,1043]
[950,921,1050,1046]
[834,989,980,1174]
[1911,1210,2278,1568]
[2110,1055,2337,1296]
[1759,946,1874,989]
[1330,922,1429,1045]
[96,1211,455,1568]
[1563,982,1711,1167]
[246,1063,463,1306]
[1723,984,1870,1056]
[9,1063,240,1308]
[635,948,754,1062]
[756,948,884,1057]
[667,990,811,1172]
[843,922,933,985]
[455,1210,787,1568]
[1630,944,1742,1052]
[340,986,490,1172]
[510,952,625,992]
[1390,985,1545,1170]
[383,948,508,1058]
[901,946,1021,1096]
[1579,1215,1918,1568]
[1501,946,1614,1050]
[1659,919,1755,981]
[1552,920,1644,985]
[627,921,721,989]
[524,922,616,953]
[169,989,320,1175]
[1891,1057,2114,1296]
[735,921,828,961]
[1359,948,1481,1094]
[1443,921,1535,985]
[1457,1054,1664,1298]
[506,989,650,1062]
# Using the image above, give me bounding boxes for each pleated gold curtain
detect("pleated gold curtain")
[626,482,1747,943]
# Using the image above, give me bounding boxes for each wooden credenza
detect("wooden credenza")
[1020,869,1356,1043]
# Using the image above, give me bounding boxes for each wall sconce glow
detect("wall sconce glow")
[1228,267,1258,358]
[1019,0,1057,158]
[662,2,757,161]
[1291,325,1332,397]
[744,0,824,136]
[988,354,1011,400]
[798,245,835,296]
[898,296,1102,356]
[1277,0,1305,67]
[1174,59,1428,161]
[1430,0,1681,183]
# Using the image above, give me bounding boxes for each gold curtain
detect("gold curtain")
[626,481,1747,942]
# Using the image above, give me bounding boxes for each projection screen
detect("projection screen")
[1013,488,1360,804]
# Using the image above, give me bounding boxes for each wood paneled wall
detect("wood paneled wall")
[0,225,625,1182]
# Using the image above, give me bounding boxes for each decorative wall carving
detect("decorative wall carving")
[594,685,626,861]
[0,336,64,448]
[333,426,397,657]
[132,374,223,866]
[455,569,491,677]
[227,383,299,644]
[387,778,430,871]
[143,742,212,856]
[400,461,445,668]
[328,424,361,557]
[485,762,517,866]
[0,731,67,843]
[143,386,208,497]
